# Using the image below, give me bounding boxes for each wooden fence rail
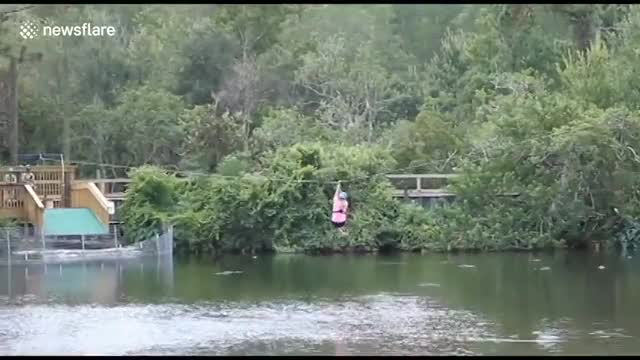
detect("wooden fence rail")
[82,174,462,200]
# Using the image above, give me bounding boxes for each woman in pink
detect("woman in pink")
[331,182,349,230]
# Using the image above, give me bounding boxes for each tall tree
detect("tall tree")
[214,5,301,61]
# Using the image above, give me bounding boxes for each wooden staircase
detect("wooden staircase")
[0,165,114,237]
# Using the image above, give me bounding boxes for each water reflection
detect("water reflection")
[0,255,175,305]
[0,251,638,355]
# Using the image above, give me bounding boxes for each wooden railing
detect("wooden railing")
[70,182,114,227]
[386,174,459,198]
[90,178,131,200]
[0,165,77,204]
[82,175,462,200]
[0,184,25,219]
[24,185,45,229]
[0,183,45,228]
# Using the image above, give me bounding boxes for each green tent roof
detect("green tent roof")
[44,208,109,236]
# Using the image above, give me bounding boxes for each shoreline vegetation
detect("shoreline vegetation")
[119,142,636,256]
[3,5,640,255]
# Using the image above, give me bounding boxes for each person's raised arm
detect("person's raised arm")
[334,182,341,201]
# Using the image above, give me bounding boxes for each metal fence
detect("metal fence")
[0,226,38,261]
[0,224,174,264]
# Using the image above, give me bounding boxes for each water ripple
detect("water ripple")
[0,295,495,355]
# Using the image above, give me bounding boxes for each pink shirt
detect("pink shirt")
[331,198,349,223]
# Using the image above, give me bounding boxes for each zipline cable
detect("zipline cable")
[37,156,454,185]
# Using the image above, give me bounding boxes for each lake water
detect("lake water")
[0,251,639,355]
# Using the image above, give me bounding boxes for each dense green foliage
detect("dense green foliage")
[122,145,434,255]
[4,4,640,253]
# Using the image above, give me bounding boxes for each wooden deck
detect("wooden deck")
[387,174,459,200]
[1,165,78,206]
[106,193,126,201]
[0,165,114,234]
[393,189,457,198]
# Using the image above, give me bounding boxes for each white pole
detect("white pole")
[114,224,118,248]
[6,229,11,267]
[81,235,85,252]
[7,258,11,298]
[168,225,174,258]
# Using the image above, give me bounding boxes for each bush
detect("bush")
[216,152,253,176]
[119,166,182,244]
[121,143,458,254]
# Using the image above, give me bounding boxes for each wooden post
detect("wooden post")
[40,226,45,250]
[7,258,11,297]
[97,169,105,194]
[113,224,118,248]
[67,168,72,207]
[60,154,65,207]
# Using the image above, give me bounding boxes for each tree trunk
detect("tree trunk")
[242,115,250,153]
[58,46,71,161]
[573,15,595,51]
[8,57,18,165]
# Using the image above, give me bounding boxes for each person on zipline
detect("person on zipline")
[331,182,349,232]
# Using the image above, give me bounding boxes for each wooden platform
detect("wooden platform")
[392,189,456,198]
[106,193,126,201]
[386,174,460,179]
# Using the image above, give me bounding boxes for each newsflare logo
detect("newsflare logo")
[19,22,38,40]
[19,21,116,40]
